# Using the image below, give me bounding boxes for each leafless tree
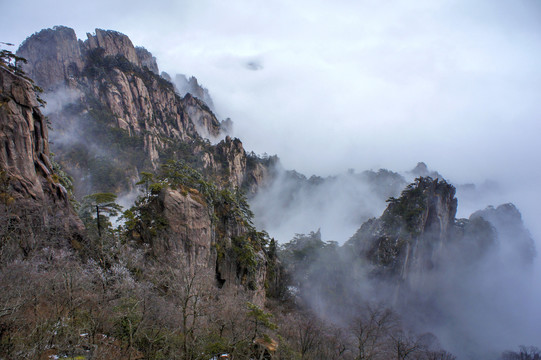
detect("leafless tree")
[502,346,541,360]
[349,302,397,360]
[150,254,214,360]
[389,329,423,360]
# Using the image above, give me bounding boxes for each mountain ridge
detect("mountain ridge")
[17,26,273,196]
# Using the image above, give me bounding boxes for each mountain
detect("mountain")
[17,26,272,196]
[12,25,286,299]
[348,177,535,283]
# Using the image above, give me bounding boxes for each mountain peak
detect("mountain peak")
[85,28,141,68]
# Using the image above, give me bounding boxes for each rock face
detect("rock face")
[0,64,83,257]
[470,203,535,263]
[147,188,213,264]
[349,177,458,279]
[135,46,159,74]
[85,29,141,67]
[183,93,221,139]
[17,26,272,194]
[348,176,535,284]
[408,161,443,180]
[173,74,215,110]
[135,186,271,305]
[17,26,83,90]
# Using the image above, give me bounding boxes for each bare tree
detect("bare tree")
[349,303,397,360]
[278,311,323,359]
[317,323,354,360]
[389,329,422,360]
[502,346,541,360]
[150,255,214,360]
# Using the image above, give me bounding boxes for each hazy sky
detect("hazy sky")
[2,0,541,232]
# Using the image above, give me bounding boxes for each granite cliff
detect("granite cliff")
[347,176,535,289]
[348,177,459,280]
[0,55,83,260]
[17,26,271,196]
[134,186,271,304]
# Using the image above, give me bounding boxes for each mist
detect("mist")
[408,205,541,358]
[42,87,144,198]
[275,174,541,359]
[251,166,406,243]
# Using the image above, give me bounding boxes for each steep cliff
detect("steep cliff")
[348,177,459,280]
[16,26,83,90]
[348,176,535,284]
[85,29,141,67]
[125,160,278,304]
[135,46,159,74]
[0,59,83,260]
[17,26,272,195]
[173,74,215,110]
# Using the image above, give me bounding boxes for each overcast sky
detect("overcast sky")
[2,0,541,232]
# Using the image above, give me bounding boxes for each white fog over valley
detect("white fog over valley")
[2,1,541,359]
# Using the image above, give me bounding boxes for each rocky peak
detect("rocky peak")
[182,93,221,139]
[411,162,429,176]
[348,177,458,279]
[215,136,248,187]
[135,46,159,74]
[174,74,214,109]
[348,175,535,289]
[470,203,535,263]
[84,29,141,67]
[409,161,443,180]
[17,26,83,90]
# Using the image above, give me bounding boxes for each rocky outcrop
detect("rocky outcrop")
[85,29,140,67]
[348,176,535,286]
[245,159,273,194]
[408,162,443,180]
[348,177,458,279]
[147,188,213,266]
[17,26,83,90]
[135,186,270,305]
[173,74,214,109]
[0,65,83,255]
[182,93,221,139]
[135,46,159,74]
[470,203,535,263]
[86,64,197,142]
[214,136,248,187]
